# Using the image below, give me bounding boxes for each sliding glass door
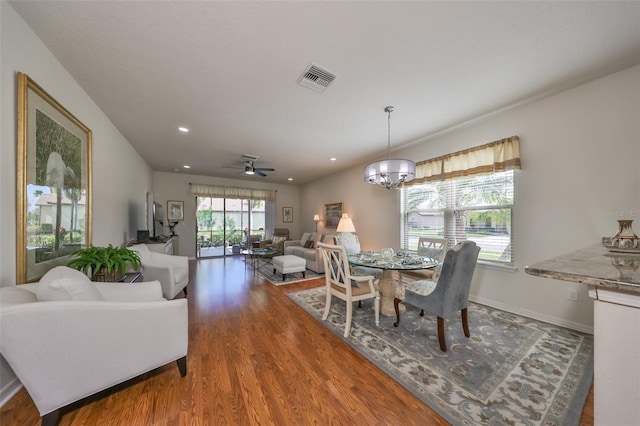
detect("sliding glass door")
[196,196,266,258]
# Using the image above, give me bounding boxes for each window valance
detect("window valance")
[189,184,276,201]
[409,136,521,185]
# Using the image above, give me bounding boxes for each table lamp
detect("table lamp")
[336,213,355,234]
[313,214,320,232]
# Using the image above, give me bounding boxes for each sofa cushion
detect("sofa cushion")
[36,266,105,302]
[300,233,312,246]
[0,286,37,306]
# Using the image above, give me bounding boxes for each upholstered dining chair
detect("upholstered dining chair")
[398,237,448,285]
[318,242,380,337]
[394,240,480,352]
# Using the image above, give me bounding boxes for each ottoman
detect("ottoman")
[273,255,306,280]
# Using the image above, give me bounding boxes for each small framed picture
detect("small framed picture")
[283,207,293,223]
[167,200,184,221]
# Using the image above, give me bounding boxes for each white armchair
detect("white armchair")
[0,266,188,426]
[129,244,189,299]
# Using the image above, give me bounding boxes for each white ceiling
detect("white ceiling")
[10,1,640,185]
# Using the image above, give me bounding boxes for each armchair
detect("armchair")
[0,266,188,426]
[393,241,480,352]
[259,228,289,252]
[129,244,189,299]
[318,242,380,337]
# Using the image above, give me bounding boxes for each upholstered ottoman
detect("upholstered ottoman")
[273,255,306,280]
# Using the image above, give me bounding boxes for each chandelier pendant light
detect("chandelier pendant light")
[364,106,415,190]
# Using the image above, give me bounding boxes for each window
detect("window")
[402,170,514,266]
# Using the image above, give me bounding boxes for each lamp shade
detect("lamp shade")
[313,214,320,221]
[336,214,356,233]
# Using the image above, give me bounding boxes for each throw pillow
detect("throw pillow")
[303,240,314,249]
[36,266,105,302]
[0,287,37,306]
[272,236,286,245]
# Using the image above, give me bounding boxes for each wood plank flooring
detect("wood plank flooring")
[1,256,593,425]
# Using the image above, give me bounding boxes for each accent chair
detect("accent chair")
[394,240,480,352]
[129,244,189,299]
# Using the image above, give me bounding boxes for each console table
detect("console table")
[525,244,640,425]
[132,236,178,255]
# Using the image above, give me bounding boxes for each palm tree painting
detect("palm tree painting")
[34,109,83,256]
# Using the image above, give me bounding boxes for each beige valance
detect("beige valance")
[409,136,521,185]
[189,184,276,201]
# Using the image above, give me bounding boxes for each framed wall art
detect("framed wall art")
[282,206,293,223]
[16,72,93,283]
[324,203,342,228]
[167,200,184,221]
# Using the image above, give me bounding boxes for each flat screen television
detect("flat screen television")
[152,201,165,239]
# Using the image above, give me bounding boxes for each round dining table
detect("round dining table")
[348,251,439,317]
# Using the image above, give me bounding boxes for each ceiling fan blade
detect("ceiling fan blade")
[255,170,267,177]
[254,168,275,172]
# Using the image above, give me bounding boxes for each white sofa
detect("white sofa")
[129,244,189,299]
[283,233,335,273]
[0,266,188,426]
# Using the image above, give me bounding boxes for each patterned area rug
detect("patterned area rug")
[288,287,593,426]
[254,259,323,285]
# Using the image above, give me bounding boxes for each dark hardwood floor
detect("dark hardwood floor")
[1,256,593,425]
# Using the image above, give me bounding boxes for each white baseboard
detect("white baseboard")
[469,295,594,335]
[0,377,23,409]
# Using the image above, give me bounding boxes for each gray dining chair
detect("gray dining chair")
[393,240,480,352]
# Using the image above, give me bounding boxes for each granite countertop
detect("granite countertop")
[525,244,640,294]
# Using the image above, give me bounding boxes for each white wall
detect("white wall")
[1,2,153,403]
[301,65,640,332]
[152,171,300,258]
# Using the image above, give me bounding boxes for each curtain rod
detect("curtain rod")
[188,182,277,192]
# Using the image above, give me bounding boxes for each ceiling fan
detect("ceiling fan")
[229,154,275,177]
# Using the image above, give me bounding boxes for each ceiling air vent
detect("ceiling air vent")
[297,64,336,93]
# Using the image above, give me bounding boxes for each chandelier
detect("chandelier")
[364,106,415,190]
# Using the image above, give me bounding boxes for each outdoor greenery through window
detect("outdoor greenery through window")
[401,170,514,266]
[196,197,266,257]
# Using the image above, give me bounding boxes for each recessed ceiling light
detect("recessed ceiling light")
[178,127,189,133]
[183,165,191,169]
[288,178,293,181]
[330,158,337,161]
[173,168,179,172]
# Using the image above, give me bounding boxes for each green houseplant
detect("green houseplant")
[68,244,142,282]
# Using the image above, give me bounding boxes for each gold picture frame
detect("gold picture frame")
[324,203,342,228]
[17,72,92,283]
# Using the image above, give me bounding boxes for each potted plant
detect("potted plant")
[68,244,142,282]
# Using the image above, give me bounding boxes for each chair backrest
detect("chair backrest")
[417,237,448,280]
[334,233,361,254]
[272,228,289,239]
[129,244,151,263]
[317,242,355,294]
[430,241,480,315]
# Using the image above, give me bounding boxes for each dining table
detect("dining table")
[348,251,439,316]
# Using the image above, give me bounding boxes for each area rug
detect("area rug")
[254,260,323,286]
[288,287,593,426]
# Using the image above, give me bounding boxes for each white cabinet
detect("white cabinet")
[146,236,177,255]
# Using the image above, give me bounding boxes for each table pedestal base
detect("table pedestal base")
[378,270,405,317]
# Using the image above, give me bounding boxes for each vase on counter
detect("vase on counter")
[611,220,638,249]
